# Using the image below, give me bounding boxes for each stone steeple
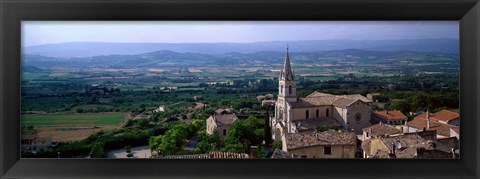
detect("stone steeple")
[280,46,295,81]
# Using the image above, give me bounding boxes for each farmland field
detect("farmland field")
[21,113,128,142]
[21,113,127,127]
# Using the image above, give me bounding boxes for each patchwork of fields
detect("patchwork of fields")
[21,113,128,142]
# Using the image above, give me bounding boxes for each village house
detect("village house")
[366,93,381,101]
[361,122,402,141]
[194,102,207,109]
[371,110,408,125]
[21,135,56,153]
[282,130,357,158]
[256,95,266,102]
[206,114,238,138]
[265,93,274,99]
[414,109,459,126]
[153,105,166,113]
[361,130,457,158]
[193,95,203,101]
[215,108,232,115]
[261,100,276,106]
[406,115,459,139]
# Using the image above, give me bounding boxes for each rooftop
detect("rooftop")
[407,118,459,137]
[292,117,342,132]
[415,109,459,122]
[211,114,238,125]
[290,91,371,108]
[362,123,402,137]
[285,130,356,150]
[372,110,407,121]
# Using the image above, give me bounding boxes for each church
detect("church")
[271,47,373,141]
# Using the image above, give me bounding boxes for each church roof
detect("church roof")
[280,47,295,81]
[289,91,371,108]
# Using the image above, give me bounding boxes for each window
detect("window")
[355,113,361,121]
[288,85,292,94]
[324,146,332,155]
[316,109,319,118]
[306,110,309,119]
[300,155,307,158]
[280,85,283,94]
[222,129,227,136]
[326,109,330,117]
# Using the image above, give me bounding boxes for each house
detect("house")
[206,114,238,138]
[361,123,402,141]
[256,95,266,102]
[282,130,357,158]
[215,108,232,115]
[261,100,276,106]
[194,102,207,109]
[361,130,457,158]
[193,95,203,101]
[153,105,166,113]
[265,94,274,99]
[414,109,459,126]
[366,93,381,100]
[406,116,459,139]
[271,47,373,140]
[371,110,408,125]
[21,135,56,153]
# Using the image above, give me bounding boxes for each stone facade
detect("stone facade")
[271,47,373,142]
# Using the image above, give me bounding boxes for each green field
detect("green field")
[21,113,126,127]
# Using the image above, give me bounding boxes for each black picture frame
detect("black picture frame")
[1,0,479,178]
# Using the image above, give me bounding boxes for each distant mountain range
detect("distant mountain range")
[23,39,459,58]
[22,49,458,69]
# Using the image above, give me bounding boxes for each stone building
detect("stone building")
[271,47,373,141]
[206,114,238,138]
[371,110,408,125]
[282,130,357,158]
[414,109,459,126]
[361,130,458,158]
[361,123,402,141]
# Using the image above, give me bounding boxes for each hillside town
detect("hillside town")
[154,48,459,159]
[21,47,460,159]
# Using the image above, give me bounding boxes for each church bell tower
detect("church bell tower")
[278,46,297,103]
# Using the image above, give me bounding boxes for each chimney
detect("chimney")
[391,143,396,155]
[250,146,258,158]
[385,110,388,115]
[451,148,456,158]
[426,110,430,129]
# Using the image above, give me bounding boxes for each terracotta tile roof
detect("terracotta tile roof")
[372,110,407,121]
[362,123,402,137]
[285,130,356,150]
[407,118,459,137]
[415,110,459,122]
[211,114,238,126]
[292,117,342,132]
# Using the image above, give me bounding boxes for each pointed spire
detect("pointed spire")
[282,45,294,81]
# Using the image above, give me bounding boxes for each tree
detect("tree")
[89,142,105,158]
[76,107,84,113]
[272,141,282,150]
[264,109,272,145]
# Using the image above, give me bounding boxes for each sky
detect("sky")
[22,21,459,47]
